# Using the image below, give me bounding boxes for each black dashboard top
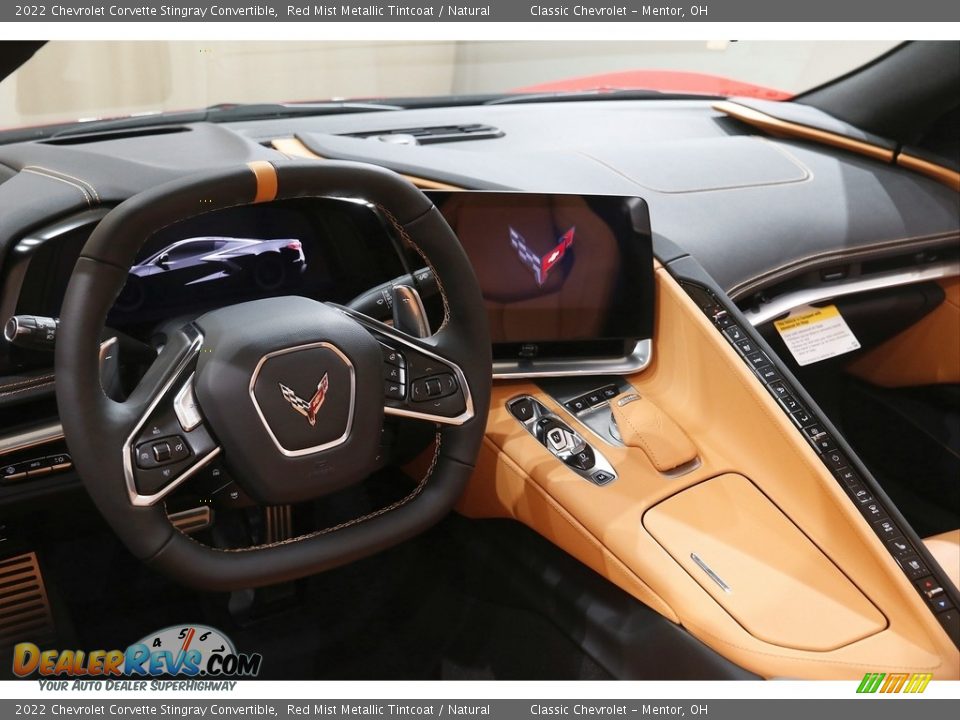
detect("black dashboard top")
[0,99,957,302]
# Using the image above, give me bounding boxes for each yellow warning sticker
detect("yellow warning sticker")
[774,305,860,367]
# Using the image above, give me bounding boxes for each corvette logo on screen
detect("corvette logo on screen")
[509,226,575,287]
[279,373,330,427]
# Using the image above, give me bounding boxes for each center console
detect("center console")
[445,192,960,680]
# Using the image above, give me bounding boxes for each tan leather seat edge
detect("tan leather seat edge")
[924,530,960,591]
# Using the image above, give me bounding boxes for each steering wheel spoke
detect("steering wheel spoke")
[335,305,474,427]
[122,324,221,506]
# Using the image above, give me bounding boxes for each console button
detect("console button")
[601,385,619,399]
[586,392,603,406]
[929,596,954,613]
[886,537,913,558]
[768,381,790,400]
[834,467,859,487]
[592,470,614,485]
[47,453,72,472]
[823,450,846,470]
[898,555,929,580]
[724,325,746,343]
[566,398,587,413]
[712,310,732,328]
[936,609,960,640]
[778,395,802,413]
[872,517,898,538]
[756,365,780,384]
[811,435,836,454]
[790,408,814,427]
[566,446,596,471]
[861,500,887,522]
[915,577,944,599]
[736,338,760,356]
[848,483,873,504]
[509,398,536,422]
[745,351,770,369]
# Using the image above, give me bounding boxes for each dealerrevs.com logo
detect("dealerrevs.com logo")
[13,624,262,685]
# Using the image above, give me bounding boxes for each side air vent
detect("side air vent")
[41,125,191,146]
[344,123,503,145]
[0,552,55,648]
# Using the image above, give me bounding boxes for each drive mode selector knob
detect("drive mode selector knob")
[510,395,618,487]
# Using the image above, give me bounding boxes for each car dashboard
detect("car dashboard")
[0,97,958,680]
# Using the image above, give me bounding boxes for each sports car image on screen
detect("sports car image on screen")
[115,236,306,312]
[0,40,956,682]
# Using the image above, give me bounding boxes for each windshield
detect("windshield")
[0,40,898,130]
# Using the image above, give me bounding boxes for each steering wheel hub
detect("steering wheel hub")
[193,296,385,505]
[250,341,354,456]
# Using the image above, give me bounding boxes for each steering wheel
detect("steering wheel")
[55,160,491,590]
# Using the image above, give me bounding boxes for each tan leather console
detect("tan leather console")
[644,473,886,652]
[458,266,960,679]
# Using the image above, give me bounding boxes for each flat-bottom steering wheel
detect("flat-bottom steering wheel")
[55,160,491,590]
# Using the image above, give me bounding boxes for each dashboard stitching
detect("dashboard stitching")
[375,204,451,330]
[0,373,54,392]
[20,167,95,207]
[170,430,443,553]
[577,137,814,195]
[0,380,55,397]
[23,165,101,205]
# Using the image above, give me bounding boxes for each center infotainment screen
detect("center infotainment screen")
[429,192,655,362]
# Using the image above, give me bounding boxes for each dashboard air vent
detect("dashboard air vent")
[41,125,191,146]
[344,123,504,145]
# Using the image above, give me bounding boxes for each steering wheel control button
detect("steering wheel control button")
[384,365,405,384]
[385,381,405,400]
[152,442,172,463]
[381,346,405,368]
[135,435,190,469]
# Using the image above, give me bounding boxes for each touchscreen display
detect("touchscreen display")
[430,192,654,360]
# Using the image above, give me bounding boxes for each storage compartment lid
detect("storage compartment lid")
[643,473,886,651]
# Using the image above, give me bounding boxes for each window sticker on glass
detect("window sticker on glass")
[774,304,861,366]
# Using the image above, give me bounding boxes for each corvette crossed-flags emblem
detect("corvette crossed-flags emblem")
[278,373,330,427]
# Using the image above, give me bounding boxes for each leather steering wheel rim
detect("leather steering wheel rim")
[55,160,491,590]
